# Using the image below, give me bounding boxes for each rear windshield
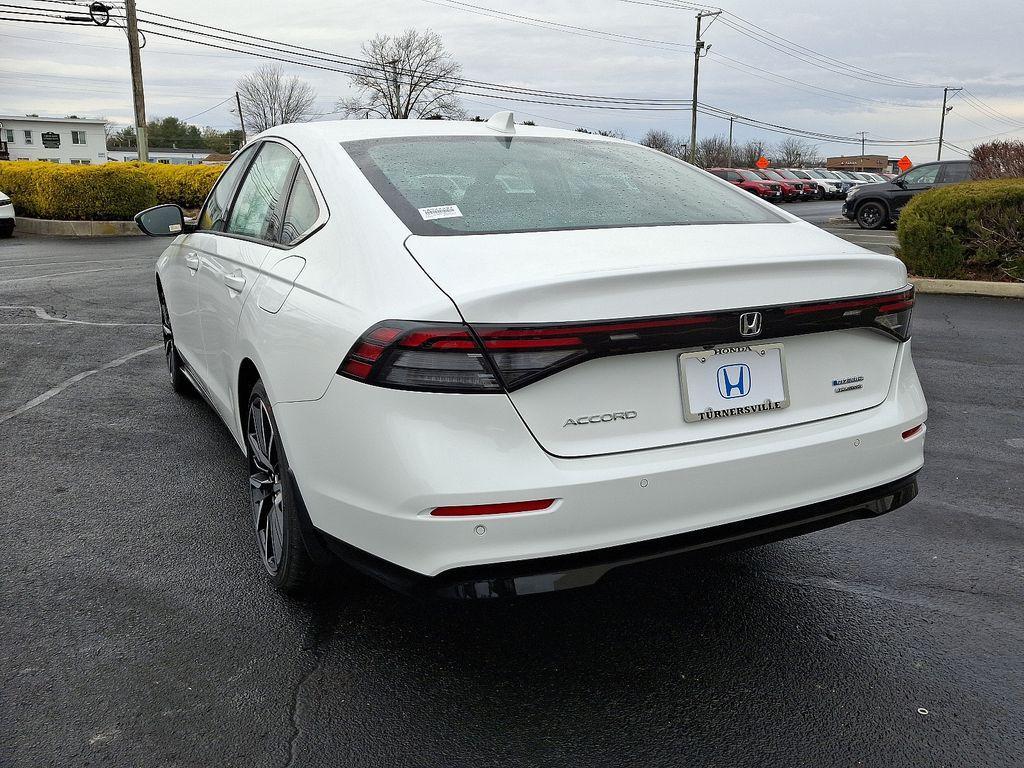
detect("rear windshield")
[343,136,783,236]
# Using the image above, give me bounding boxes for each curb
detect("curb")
[15,217,142,237]
[911,277,1024,299]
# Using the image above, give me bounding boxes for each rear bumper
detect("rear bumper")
[274,342,926,582]
[316,471,919,599]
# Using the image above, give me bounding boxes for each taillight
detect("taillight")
[339,287,914,393]
[339,322,501,392]
[783,285,914,341]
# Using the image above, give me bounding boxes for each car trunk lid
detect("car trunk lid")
[405,223,909,458]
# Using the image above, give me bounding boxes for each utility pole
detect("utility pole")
[235,91,247,144]
[726,116,734,167]
[937,86,961,160]
[124,0,148,162]
[689,9,721,164]
[856,131,868,167]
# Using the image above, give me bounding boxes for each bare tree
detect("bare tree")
[734,139,768,168]
[576,127,626,138]
[339,29,465,120]
[772,136,824,167]
[693,134,731,168]
[236,65,317,134]
[640,129,685,158]
[971,139,1024,179]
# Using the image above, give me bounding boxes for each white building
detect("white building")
[107,148,211,165]
[0,115,108,164]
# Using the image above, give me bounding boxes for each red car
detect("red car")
[754,168,808,202]
[707,168,784,202]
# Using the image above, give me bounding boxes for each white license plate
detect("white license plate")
[678,343,791,423]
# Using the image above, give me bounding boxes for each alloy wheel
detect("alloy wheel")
[858,202,885,229]
[160,297,175,375]
[247,397,285,575]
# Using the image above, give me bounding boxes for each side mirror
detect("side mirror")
[135,204,194,237]
[893,177,907,188]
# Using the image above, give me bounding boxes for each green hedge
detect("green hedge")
[0,161,223,221]
[897,178,1024,281]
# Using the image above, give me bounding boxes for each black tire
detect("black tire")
[246,381,318,595]
[159,289,194,396]
[0,222,13,238]
[815,186,826,200]
[856,200,888,230]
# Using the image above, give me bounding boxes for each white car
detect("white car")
[136,113,926,599]
[781,169,843,199]
[0,191,14,237]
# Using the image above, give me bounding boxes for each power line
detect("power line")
[134,9,694,106]
[639,0,945,89]
[181,95,236,122]
[418,0,691,51]
[7,3,999,150]
[708,51,936,110]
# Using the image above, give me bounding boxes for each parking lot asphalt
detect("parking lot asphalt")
[2,234,1022,768]
[780,199,898,255]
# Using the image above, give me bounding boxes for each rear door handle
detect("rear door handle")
[184,252,200,271]
[223,271,246,292]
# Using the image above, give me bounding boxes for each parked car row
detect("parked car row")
[707,167,894,203]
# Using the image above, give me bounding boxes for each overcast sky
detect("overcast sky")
[2,0,1023,162]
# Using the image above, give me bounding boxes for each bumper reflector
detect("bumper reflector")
[430,499,556,517]
[902,424,925,440]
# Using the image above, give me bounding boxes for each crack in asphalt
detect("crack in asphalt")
[283,606,342,768]
[0,305,159,327]
[941,311,960,337]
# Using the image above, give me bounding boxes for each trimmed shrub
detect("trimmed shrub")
[0,160,223,220]
[127,162,223,209]
[896,178,1024,281]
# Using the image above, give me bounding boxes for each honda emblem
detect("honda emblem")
[739,311,763,337]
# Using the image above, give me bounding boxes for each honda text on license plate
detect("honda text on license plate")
[678,343,791,423]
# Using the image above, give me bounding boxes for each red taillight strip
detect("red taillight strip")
[430,499,556,517]
[479,314,716,339]
[337,286,915,390]
[785,287,914,316]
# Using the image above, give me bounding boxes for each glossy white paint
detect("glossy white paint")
[275,343,925,576]
[154,119,927,578]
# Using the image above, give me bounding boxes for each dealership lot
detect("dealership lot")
[781,199,899,254]
[1,235,1022,767]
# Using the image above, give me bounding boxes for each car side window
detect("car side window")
[939,162,972,184]
[901,164,941,185]
[280,168,321,245]
[727,171,741,181]
[226,142,299,243]
[196,144,257,232]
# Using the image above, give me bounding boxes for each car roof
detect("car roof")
[257,118,624,146]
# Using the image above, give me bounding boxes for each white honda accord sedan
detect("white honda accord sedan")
[136,112,926,599]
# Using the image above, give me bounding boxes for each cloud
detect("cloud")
[2,0,1021,162]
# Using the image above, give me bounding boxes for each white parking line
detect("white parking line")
[0,265,152,284]
[0,257,152,270]
[0,305,159,327]
[0,344,162,427]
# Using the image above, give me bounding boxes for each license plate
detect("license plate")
[678,343,790,423]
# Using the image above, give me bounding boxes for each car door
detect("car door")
[892,162,941,215]
[163,143,257,375]
[195,140,300,419]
